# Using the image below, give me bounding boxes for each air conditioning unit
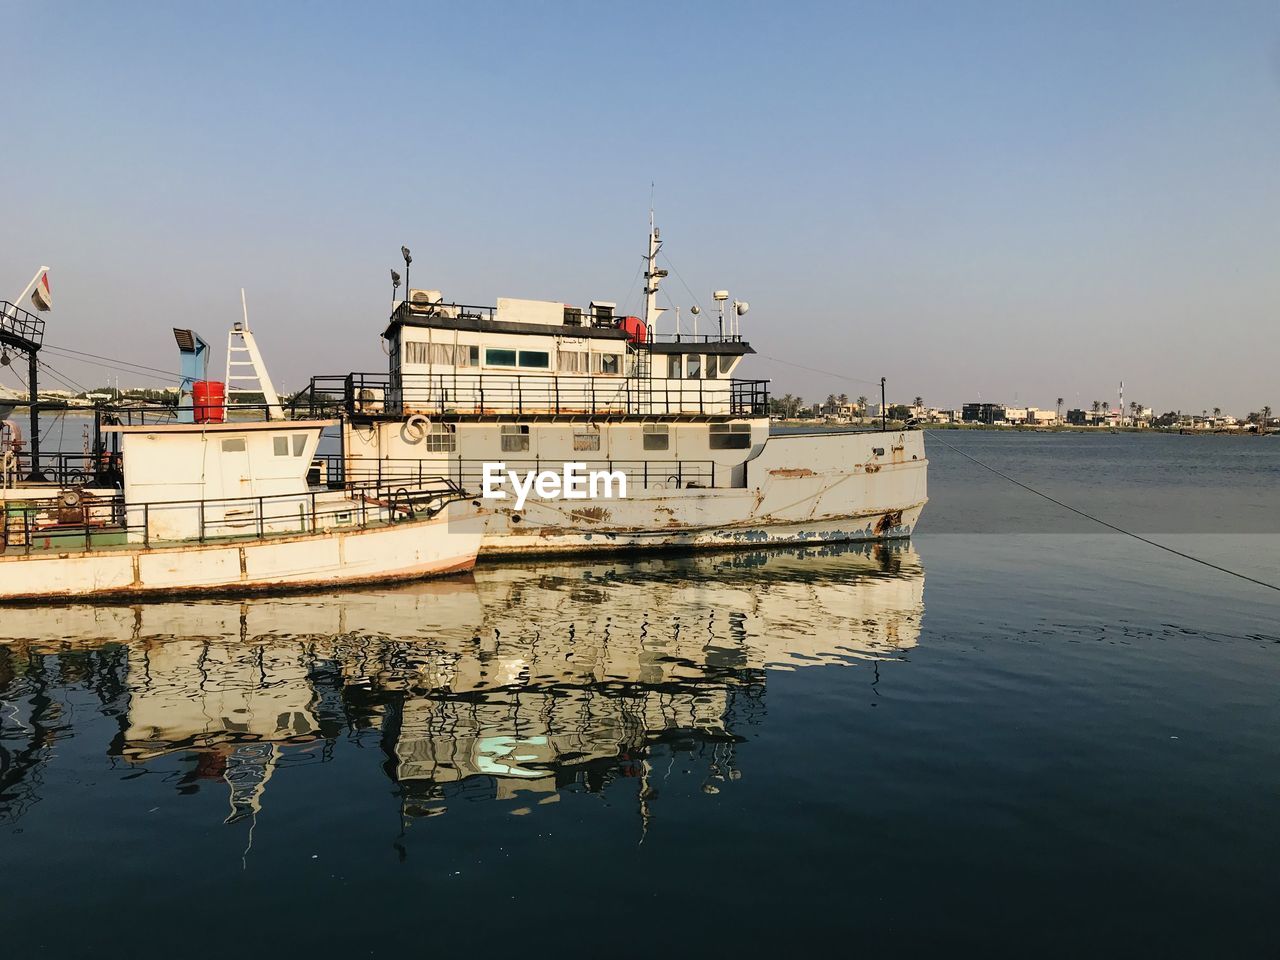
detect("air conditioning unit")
[409,289,443,305]
[355,387,385,414]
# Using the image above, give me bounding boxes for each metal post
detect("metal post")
[881,377,887,432]
[26,351,43,481]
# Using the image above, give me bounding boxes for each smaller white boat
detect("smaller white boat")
[0,418,483,601]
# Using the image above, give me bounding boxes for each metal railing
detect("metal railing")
[645,332,748,344]
[308,372,770,419]
[323,455,721,492]
[1,452,102,488]
[392,301,497,324]
[1,478,464,555]
[0,301,45,351]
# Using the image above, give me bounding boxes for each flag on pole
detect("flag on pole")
[30,271,51,312]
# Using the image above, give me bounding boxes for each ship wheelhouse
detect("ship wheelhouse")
[304,288,771,494]
[368,294,764,422]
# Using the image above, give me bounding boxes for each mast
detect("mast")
[642,212,667,339]
[225,289,284,420]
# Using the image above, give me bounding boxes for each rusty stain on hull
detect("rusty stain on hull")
[768,467,816,478]
[874,510,904,537]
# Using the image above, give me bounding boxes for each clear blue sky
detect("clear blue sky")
[3,0,1278,413]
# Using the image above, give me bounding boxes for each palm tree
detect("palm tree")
[1263,405,1273,425]
[913,395,923,410]
[1056,397,1064,422]
[824,393,837,414]
[1212,406,1221,421]
[1091,400,1101,414]
[1102,400,1111,414]
[856,395,869,418]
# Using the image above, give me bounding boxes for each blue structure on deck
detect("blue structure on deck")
[172,328,209,424]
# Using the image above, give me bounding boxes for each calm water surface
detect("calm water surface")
[2,432,1277,956]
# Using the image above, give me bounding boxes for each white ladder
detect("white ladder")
[225,289,284,420]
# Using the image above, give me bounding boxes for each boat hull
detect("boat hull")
[477,430,928,555]
[0,508,482,601]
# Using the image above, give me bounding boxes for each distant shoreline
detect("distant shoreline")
[771,419,1273,436]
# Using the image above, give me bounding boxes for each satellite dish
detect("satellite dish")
[690,305,701,315]
[735,301,750,316]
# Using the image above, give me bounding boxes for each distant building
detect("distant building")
[962,402,1006,424]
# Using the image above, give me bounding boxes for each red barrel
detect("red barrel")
[617,315,647,345]
[193,380,226,423]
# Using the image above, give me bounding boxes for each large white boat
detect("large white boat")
[2,225,926,569]
[304,223,928,554]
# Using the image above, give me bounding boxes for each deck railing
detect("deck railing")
[319,455,722,492]
[307,372,769,419]
[0,478,463,555]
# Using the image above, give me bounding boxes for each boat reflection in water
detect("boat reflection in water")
[0,542,923,826]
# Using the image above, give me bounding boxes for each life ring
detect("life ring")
[403,414,431,443]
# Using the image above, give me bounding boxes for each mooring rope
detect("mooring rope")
[927,432,1280,594]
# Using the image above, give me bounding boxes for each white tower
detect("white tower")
[225,289,284,421]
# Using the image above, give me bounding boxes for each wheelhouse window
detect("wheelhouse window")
[559,350,588,374]
[667,356,682,379]
[486,348,518,367]
[592,353,621,376]
[719,356,736,376]
[518,350,550,369]
[705,354,718,379]
[573,426,601,452]
[642,423,670,451]
[426,423,456,452]
[221,438,246,453]
[709,423,751,449]
[500,424,530,452]
[686,355,702,379]
[458,345,479,367]
[404,341,431,364]
[275,434,307,456]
